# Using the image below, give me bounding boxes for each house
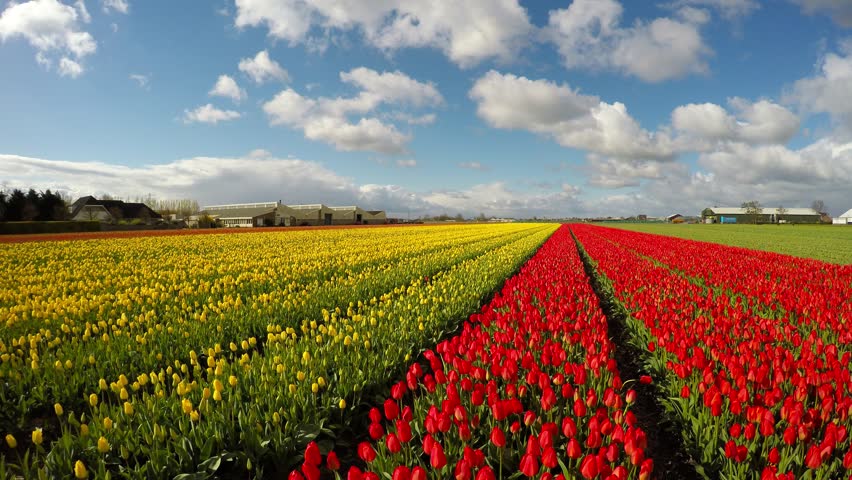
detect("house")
[69,196,162,223]
[666,214,683,223]
[363,210,387,224]
[329,206,367,225]
[833,208,852,225]
[703,207,821,224]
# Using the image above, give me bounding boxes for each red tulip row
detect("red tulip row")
[586,225,852,346]
[290,225,653,480]
[572,224,852,480]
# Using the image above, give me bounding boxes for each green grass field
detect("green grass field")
[607,223,852,265]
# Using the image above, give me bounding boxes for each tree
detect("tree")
[811,200,827,215]
[108,206,123,224]
[777,205,787,224]
[742,200,763,224]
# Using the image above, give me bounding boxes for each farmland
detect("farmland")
[609,223,852,265]
[2,223,851,479]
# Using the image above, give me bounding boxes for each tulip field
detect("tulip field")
[1,223,850,479]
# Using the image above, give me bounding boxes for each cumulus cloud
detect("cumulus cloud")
[546,0,711,83]
[182,104,241,124]
[101,0,127,14]
[470,71,675,160]
[586,156,681,189]
[262,67,443,154]
[74,0,90,22]
[786,43,852,130]
[0,0,96,75]
[672,98,799,146]
[790,0,852,27]
[423,182,582,217]
[209,75,247,103]
[233,0,533,68]
[238,50,289,84]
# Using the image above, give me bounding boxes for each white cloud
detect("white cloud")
[672,98,799,145]
[263,67,442,154]
[209,75,247,103]
[423,182,582,217]
[238,50,289,84]
[669,0,759,19]
[459,162,487,171]
[74,0,90,22]
[790,0,852,27]
[786,44,852,129]
[58,56,83,77]
[340,68,443,108]
[391,113,436,125]
[233,0,534,68]
[129,73,149,89]
[547,0,711,82]
[0,0,96,75]
[101,0,127,14]
[470,71,675,160]
[182,104,241,124]
[396,159,417,168]
[586,156,681,189]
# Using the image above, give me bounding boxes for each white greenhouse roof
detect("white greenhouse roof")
[709,207,819,216]
[839,209,852,219]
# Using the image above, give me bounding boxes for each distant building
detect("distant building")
[288,204,334,226]
[329,206,367,225]
[69,196,161,223]
[363,210,387,224]
[833,208,852,225]
[703,207,820,224]
[666,214,683,223]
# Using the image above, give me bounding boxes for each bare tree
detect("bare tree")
[777,205,787,224]
[811,200,827,215]
[742,200,763,224]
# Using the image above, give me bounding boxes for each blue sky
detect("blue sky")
[1,0,851,217]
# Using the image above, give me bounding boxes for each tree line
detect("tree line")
[0,187,201,222]
[0,189,69,222]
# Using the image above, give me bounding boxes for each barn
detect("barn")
[201,203,277,227]
[329,206,367,225]
[69,196,161,223]
[833,208,852,225]
[704,207,821,224]
[288,204,334,226]
[363,210,387,224]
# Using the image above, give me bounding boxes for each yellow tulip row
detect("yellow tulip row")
[0,223,557,479]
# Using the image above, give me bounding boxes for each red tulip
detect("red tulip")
[357,442,376,463]
[566,438,582,459]
[301,462,320,480]
[385,433,402,454]
[326,452,340,471]
[392,466,411,480]
[384,399,399,421]
[368,422,384,440]
[396,419,412,443]
[490,426,506,448]
[289,471,305,480]
[475,466,495,480]
[519,453,539,478]
[304,441,321,466]
[639,375,652,385]
[579,455,598,479]
[411,467,427,480]
[542,447,558,469]
[430,442,447,469]
[347,468,363,480]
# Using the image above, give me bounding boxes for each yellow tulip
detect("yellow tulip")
[103,417,113,431]
[74,460,88,479]
[190,410,200,422]
[213,390,222,402]
[338,399,346,409]
[4,434,16,448]
[80,424,89,437]
[31,428,43,446]
[228,375,237,387]
[213,379,224,392]
[97,436,110,453]
[54,403,63,416]
[123,402,134,416]
[181,398,193,414]
[311,383,319,394]
[89,394,98,407]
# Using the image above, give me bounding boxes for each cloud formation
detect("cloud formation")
[0,0,96,76]
[209,75,247,103]
[263,67,443,154]
[546,0,712,82]
[182,104,241,124]
[238,50,289,84]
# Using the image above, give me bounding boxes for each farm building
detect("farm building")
[703,207,821,224]
[69,196,161,223]
[289,204,334,226]
[363,210,387,224]
[833,208,852,225]
[666,214,684,223]
[202,203,276,227]
[329,206,367,225]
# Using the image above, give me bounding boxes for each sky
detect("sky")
[1,0,852,218]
